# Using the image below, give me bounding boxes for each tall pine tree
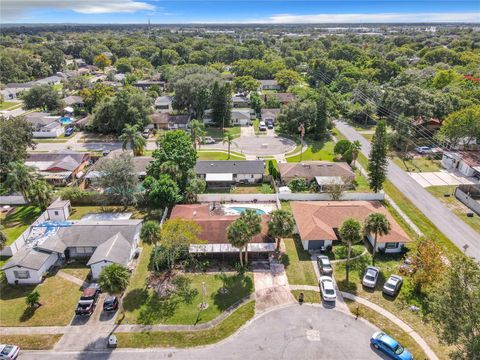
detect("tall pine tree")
[211,81,232,128]
[368,120,388,192]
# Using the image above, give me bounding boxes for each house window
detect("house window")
[14,270,30,279]
[54,211,59,216]
[251,174,254,178]
[385,242,399,249]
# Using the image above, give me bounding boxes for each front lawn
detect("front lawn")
[291,290,321,303]
[253,119,267,135]
[61,261,91,282]
[205,126,241,140]
[0,335,62,350]
[1,206,42,246]
[392,157,441,173]
[68,206,148,220]
[286,140,335,162]
[197,151,245,160]
[0,101,20,110]
[122,245,254,325]
[0,275,82,326]
[425,186,480,234]
[282,237,317,286]
[116,301,255,348]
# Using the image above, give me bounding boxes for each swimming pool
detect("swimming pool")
[59,116,73,125]
[228,207,266,215]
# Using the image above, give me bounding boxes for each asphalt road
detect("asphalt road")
[335,120,480,260]
[20,304,384,360]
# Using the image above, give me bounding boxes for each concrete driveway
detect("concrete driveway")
[21,304,383,360]
[408,170,479,188]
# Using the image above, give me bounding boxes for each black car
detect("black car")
[64,127,75,137]
[266,121,274,129]
[103,296,119,312]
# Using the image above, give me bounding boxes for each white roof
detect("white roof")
[315,176,345,186]
[64,106,74,113]
[189,243,275,253]
[278,186,292,193]
[205,173,233,182]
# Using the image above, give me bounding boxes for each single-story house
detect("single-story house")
[0,87,24,100]
[232,95,250,108]
[35,75,62,86]
[261,108,281,124]
[442,151,480,178]
[195,160,265,188]
[258,79,282,91]
[154,96,173,112]
[264,93,295,106]
[170,204,274,257]
[290,201,411,252]
[278,161,356,190]
[25,112,64,138]
[168,114,190,130]
[231,108,254,126]
[86,150,152,181]
[63,95,84,107]
[133,80,166,91]
[1,217,142,284]
[412,117,442,133]
[151,112,169,130]
[26,151,90,185]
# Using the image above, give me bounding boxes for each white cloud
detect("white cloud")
[1,0,155,20]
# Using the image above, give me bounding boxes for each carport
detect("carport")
[205,173,234,188]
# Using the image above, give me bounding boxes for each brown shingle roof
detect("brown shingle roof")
[278,161,355,182]
[290,201,410,244]
[170,204,272,245]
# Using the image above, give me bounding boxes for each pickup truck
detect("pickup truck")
[75,285,100,316]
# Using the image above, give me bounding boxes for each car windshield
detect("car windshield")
[80,296,94,301]
[325,289,335,295]
[1,346,13,355]
[385,282,396,290]
[365,275,375,281]
[394,344,405,355]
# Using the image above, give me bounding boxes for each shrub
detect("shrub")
[288,177,309,192]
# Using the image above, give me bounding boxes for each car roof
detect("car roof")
[82,288,97,296]
[380,333,399,349]
[388,275,402,284]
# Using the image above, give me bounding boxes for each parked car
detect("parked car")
[319,276,336,302]
[103,295,119,312]
[415,146,432,154]
[316,255,333,275]
[259,121,267,131]
[142,128,151,139]
[0,344,20,360]
[75,284,101,316]
[203,136,215,144]
[64,127,75,137]
[383,275,403,296]
[370,331,413,360]
[266,121,274,129]
[362,266,380,288]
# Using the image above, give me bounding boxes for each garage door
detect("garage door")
[308,240,325,250]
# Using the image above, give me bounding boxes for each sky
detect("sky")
[1,0,479,24]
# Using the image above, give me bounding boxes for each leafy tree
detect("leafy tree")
[268,209,295,251]
[41,48,65,73]
[334,140,352,157]
[277,99,317,135]
[409,238,446,293]
[64,76,91,91]
[430,256,479,360]
[93,54,112,70]
[79,83,114,112]
[436,105,480,148]
[98,263,131,315]
[184,170,206,204]
[119,124,146,156]
[158,160,181,182]
[4,162,35,200]
[313,88,330,139]
[274,69,301,89]
[432,69,461,89]
[140,221,161,245]
[26,291,40,307]
[239,209,262,263]
[115,58,133,73]
[250,92,263,115]
[368,120,389,193]
[363,213,391,265]
[80,44,110,64]
[339,218,363,282]
[227,218,250,266]
[288,177,309,192]
[172,72,218,118]
[143,174,181,208]
[0,226,6,250]
[22,85,61,111]
[159,218,202,270]
[93,153,139,206]
[190,119,205,150]
[222,132,237,160]
[232,76,260,92]
[26,180,53,211]
[211,81,232,127]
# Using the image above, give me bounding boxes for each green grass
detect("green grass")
[61,261,91,282]
[286,139,336,162]
[0,101,20,110]
[352,170,371,192]
[291,290,321,303]
[280,201,292,212]
[34,139,69,143]
[68,206,147,220]
[425,186,480,234]
[122,245,254,325]
[230,184,274,194]
[205,126,241,140]
[282,237,318,286]
[0,334,62,350]
[116,300,255,348]
[344,299,429,360]
[1,206,42,246]
[252,119,267,136]
[197,151,245,160]
[333,253,451,360]
[52,83,63,91]
[329,244,365,260]
[0,275,82,326]
[392,157,441,173]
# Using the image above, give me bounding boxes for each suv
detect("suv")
[258,121,267,131]
[316,255,333,275]
[103,295,119,312]
[142,128,151,139]
[75,284,101,316]
[266,121,274,129]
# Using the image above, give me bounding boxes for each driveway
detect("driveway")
[335,120,480,260]
[408,170,479,188]
[21,304,382,360]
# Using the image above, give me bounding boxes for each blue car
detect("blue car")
[370,332,413,360]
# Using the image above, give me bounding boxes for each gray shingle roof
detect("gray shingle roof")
[195,160,265,175]
[0,247,55,271]
[87,233,132,266]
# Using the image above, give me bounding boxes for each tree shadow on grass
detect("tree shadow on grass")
[212,273,254,311]
[122,288,149,313]
[19,306,38,323]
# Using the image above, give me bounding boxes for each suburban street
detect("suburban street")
[19,304,383,360]
[335,120,480,260]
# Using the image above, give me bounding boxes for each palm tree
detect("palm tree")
[267,209,295,251]
[159,160,181,181]
[27,180,53,211]
[140,220,161,271]
[363,213,391,265]
[98,263,131,318]
[350,140,362,168]
[239,209,262,263]
[4,161,35,200]
[190,119,205,150]
[339,218,363,282]
[119,124,146,156]
[26,291,40,308]
[227,219,250,266]
[222,132,237,160]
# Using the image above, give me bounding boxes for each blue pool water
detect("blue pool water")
[228,207,266,215]
[59,116,73,124]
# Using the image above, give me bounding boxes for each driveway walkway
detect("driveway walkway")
[408,170,479,188]
[335,120,480,260]
[57,271,87,287]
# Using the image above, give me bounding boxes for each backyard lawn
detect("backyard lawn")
[0,275,82,326]
[197,151,245,160]
[228,184,273,194]
[1,206,42,246]
[392,157,441,172]
[68,206,148,220]
[282,237,317,286]
[122,245,254,325]
[286,140,335,162]
[116,301,255,348]
[352,171,371,192]
[426,186,480,234]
